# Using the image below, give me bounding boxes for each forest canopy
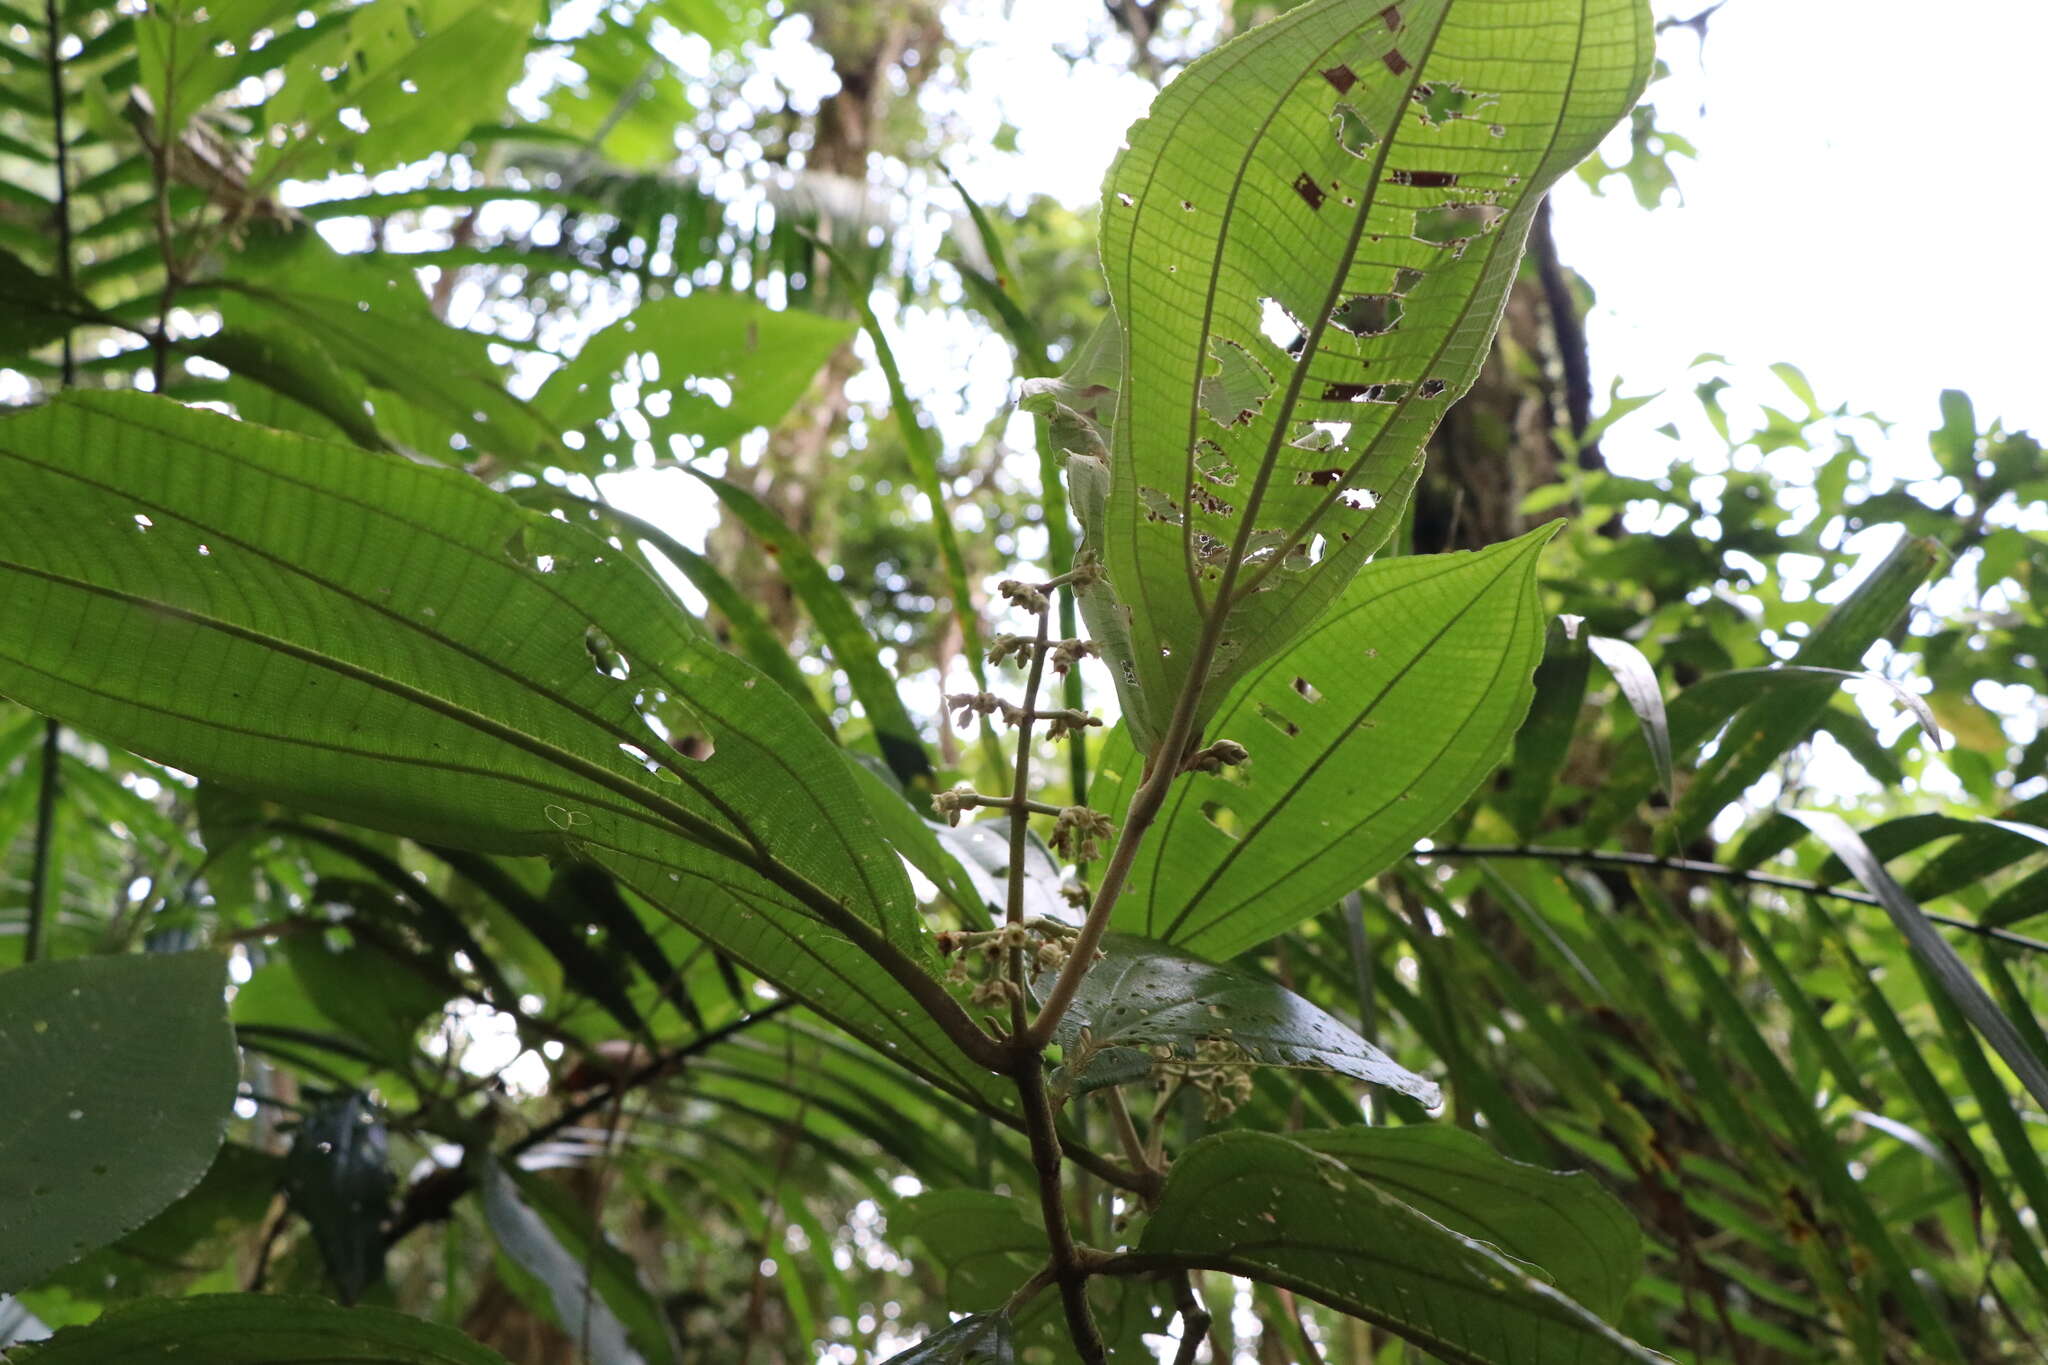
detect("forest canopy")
[1,1,2045,1363]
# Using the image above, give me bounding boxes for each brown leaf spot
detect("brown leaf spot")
[1381,4,1402,29]
[1320,64,1357,93]
[1388,169,1459,188]
[1381,48,1410,75]
[1292,173,1326,210]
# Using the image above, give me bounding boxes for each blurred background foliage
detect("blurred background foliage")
[1,0,2044,1360]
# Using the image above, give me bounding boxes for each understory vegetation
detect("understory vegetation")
[2,0,2046,1361]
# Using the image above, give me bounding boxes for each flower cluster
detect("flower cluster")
[1050,805,1116,862]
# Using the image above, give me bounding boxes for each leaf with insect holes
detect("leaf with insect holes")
[1082,0,1651,750]
[0,394,1008,1118]
[1092,525,1553,958]
[1031,934,1439,1105]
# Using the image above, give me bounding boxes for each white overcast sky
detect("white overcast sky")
[942,0,2048,454]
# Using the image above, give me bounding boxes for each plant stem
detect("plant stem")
[1004,607,1054,1022]
[1417,844,2048,954]
[27,0,75,965]
[1171,1273,1212,1365]
[1011,1051,1105,1362]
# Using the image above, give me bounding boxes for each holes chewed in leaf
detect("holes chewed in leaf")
[1320,64,1357,93]
[1201,801,1240,839]
[1199,338,1273,427]
[1298,468,1344,487]
[1330,294,1403,337]
[1256,702,1300,737]
[1292,172,1326,210]
[1193,440,1239,486]
[1139,485,1184,526]
[1258,298,1306,352]
[1339,487,1378,511]
[1394,267,1426,294]
[1419,378,1448,398]
[1332,104,1378,157]
[1415,81,1494,126]
[584,625,630,680]
[1414,203,1504,246]
[1290,423,1347,451]
[1324,381,1410,404]
[1388,169,1459,188]
[1381,49,1410,75]
[1190,485,1235,517]
[1292,676,1324,703]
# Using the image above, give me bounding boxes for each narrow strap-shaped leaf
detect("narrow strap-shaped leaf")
[1499,615,1592,841]
[1586,634,1671,798]
[1792,810,2048,1111]
[1091,0,1652,747]
[1,1294,515,1363]
[687,467,935,789]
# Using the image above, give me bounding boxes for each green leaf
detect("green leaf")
[1084,0,1652,748]
[1792,810,2048,1111]
[0,952,237,1294]
[888,1191,1041,1312]
[688,467,934,788]
[282,1093,392,1304]
[484,1164,681,1365]
[1136,1131,1665,1364]
[1097,524,1553,957]
[535,294,857,470]
[1294,1126,1642,1320]
[1586,634,1671,798]
[478,1162,644,1364]
[0,393,1000,1112]
[878,1313,1015,1365]
[0,246,105,353]
[1032,933,1439,1105]
[251,0,529,184]
[31,1144,282,1308]
[1,1294,514,1363]
[1499,616,1591,841]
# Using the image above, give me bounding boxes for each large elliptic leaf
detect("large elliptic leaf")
[1031,934,1439,1106]
[0,952,237,1294]
[0,1294,514,1363]
[1095,525,1552,957]
[1135,1131,1665,1365]
[534,294,857,471]
[1085,0,1653,748]
[0,394,1002,1112]
[1293,1126,1642,1320]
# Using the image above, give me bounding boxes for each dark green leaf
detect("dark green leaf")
[1295,1126,1642,1320]
[0,952,236,1293]
[1032,933,1439,1105]
[1137,1131,1664,1363]
[1,1294,514,1362]
[282,1093,391,1304]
